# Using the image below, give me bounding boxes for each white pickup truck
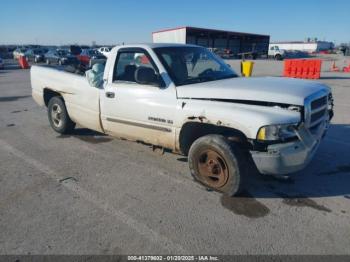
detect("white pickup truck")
[268,45,286,60]
[31,43,333,196]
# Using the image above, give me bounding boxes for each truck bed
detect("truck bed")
[31,65,103,132]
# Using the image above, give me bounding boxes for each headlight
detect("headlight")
[257,123,298,141]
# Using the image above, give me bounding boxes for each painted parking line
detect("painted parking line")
[0,138,188,253]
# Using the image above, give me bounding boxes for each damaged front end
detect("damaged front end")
[250,90,333,175]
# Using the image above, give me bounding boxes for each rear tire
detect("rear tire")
[188,135,246,196]
[47,96,75,134]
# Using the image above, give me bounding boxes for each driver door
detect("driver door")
[100,48,177,149]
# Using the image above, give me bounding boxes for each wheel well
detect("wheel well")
[179,122,249,155]
[43,88,62,106]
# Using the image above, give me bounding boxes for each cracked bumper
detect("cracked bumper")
[251,122,327,175]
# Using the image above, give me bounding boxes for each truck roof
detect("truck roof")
[111,43,199,52]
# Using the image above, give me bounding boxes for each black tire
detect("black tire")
[275,54,282,60]
[188,135,246,196]
[47,96,75,134]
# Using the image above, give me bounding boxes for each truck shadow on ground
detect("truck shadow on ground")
[57,128,113,144]
[177,124,350,201]
[0,95,31,102]
[242,124,350,199]
[59,125,350,218]
[199,124,350,217]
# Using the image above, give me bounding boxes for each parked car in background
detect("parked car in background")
[25,48,48,63]
[45,49,79,66]
[13,47,27,60]
[339,45,350,56]
[70,45,82,56]
[77,49,106,67]
[98,46,111,56]
[0,46,13,59]
[0,56,4,69]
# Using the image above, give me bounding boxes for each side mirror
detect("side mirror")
[135,66,158,86]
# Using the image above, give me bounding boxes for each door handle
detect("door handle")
[105,92,115,98]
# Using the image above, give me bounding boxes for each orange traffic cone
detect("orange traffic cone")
[343,61,350,73]
[330,61,339,72]
[18,55,30,69]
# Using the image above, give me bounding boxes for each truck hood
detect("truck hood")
[176,77,329,106]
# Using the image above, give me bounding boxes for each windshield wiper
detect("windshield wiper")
[181,76,215,85]
[180,74,236,85]
[216,74,237,80]
[199,75,216,81]
[182,78,203,84]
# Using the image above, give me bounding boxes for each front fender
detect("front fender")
[175,99,301,139]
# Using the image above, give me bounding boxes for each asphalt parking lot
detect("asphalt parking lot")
[0,57,350,255]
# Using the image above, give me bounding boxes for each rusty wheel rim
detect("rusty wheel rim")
[197,149,229,188]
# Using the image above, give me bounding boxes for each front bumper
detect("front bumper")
[251,121,327,175]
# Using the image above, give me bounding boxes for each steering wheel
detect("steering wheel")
[199,68,214,78]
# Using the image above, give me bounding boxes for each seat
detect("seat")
[170,58,188,84]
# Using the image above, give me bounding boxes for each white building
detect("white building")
[152,26,270,55]
[269,41,334,53]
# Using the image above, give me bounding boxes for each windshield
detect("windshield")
[153,46,237,86]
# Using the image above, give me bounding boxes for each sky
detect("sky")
[0,0,349,45]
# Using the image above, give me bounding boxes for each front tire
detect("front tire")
[188,135,246,196]
[48,97,75,134]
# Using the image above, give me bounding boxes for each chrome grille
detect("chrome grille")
[311,108,327,123]
[305,90,329,129]
[311,96,327,110]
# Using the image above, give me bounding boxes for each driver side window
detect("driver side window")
[113,51,156,84]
